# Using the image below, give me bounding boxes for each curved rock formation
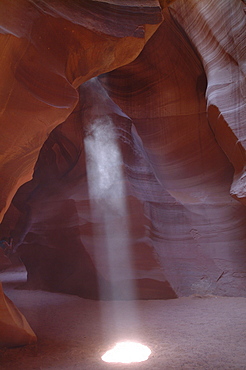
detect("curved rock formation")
[0,0,246,301]
[0,282,37,348]
[0,0,163,222]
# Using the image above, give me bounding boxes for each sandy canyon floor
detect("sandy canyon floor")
[0,266,246,370]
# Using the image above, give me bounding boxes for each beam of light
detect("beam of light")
[84,115,136,300]
[101,341,151,363]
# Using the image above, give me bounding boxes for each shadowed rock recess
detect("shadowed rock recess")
[0,0,246,299]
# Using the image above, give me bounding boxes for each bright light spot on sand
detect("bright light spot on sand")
[101,342,151,363]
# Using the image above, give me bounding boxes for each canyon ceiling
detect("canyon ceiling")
[0,0,246,299]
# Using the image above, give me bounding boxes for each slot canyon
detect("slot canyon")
[0,0,246,368]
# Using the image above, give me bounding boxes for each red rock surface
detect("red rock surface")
[0,0,246,301]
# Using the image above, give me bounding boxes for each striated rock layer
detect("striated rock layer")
[0,0,246,299]
[169,0,246,203]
